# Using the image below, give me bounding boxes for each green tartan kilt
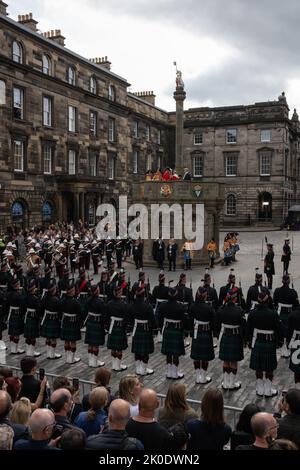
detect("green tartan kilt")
[24,316,40,339]
[132,326,154,355]
[279,313,289,338]
[84,319,105,346]
[0,310,7,333]
[219,334,244,362]
[8,312,24,336]
[107,325,128,351]
[61,319,81,342]
[250,340,277,372]
[289,334,300,373]
[41,318,61,339]
[191,330,215,361]
[161,326,185,356]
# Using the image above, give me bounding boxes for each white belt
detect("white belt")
[205,300,213,305]
[277,303,293,315]
[288,329,300,349]
[61,312,78,327]
[60,290,66,298]
[41,309,58,326]
[219,323,240,341]
[162,318,181,336]
[133,319,148,337]
[78,292,88,298]
[109,316,123,334]
[156,298,167,304]
[194,320,210,339]
[84,311,102,326]
[41,288,48,299]
[25,308,36,324]
[252,328,274,348]
[8,306,20,324]
[0,284,7,290]
[251,301,258,310]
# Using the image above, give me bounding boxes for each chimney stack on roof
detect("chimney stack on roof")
[0,1,8,16]
[41,29,65,46]
[132,91,156,106]
[18,12,38,31]
[89,56,111,70]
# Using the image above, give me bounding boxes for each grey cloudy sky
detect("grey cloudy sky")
[8,0,300,112]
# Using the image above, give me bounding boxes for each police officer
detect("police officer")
[106,285,129,371]
[60,279,82,364]
[128,285,156,376]
[84,284,106,368]
[246,291,283,397]
[23,278,41,357]
[273,274,299,357]
[41,280,62,360]
[190,287,215,384]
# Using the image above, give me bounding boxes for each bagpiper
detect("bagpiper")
[246,291,284,397]
[216,288,246,390]
[190,287,215,384]
[128,284,156,376]
[158,287,186,379]
[60,279,82,364]
[6,277,25,354]
[23,278,41,357]
[84,284,106,368]
[264,243,275,290]
[273,274,299,357]
[40,279,62,359]
[219,270,246,309]
[152,272,169,343]
[106,285,129,371]
[287,304,300,386]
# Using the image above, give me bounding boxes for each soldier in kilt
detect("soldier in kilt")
[151,272,169,343]
[98,270,111,301]
[7,277,25,354]
[39,265,52,299]
[219,271,246,309]
[84,284,106,368]
[158,287,186,379]
[75,268,90,324]
[128,285,156,376]
[246,270,273,312]
[23,278,41,357]
[190,287,216,384]
[106,285,129,371]
[216,288,246,390]
[60,279,82,364]
[246,291,284,397]
[58,266,69,299]
[176,273,193,348]
[40,279,62,359]
[287,304,300,385]
[273,274,299,357]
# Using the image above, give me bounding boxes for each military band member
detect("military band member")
[23,278,41,357]
[158,287,186,379]
[128,285,156,376]
[264,243,275,290]
[115,237,124,269]
[152,272,169,343]
[246,270,272,312]
[216,288,246,390]
[84,242,91,271]
[190,287,215,384]
[219,271,246,309]
[0,261,12,291]
[41,280,62,360]
[273,274,299,357]
[60,279,82,364]
[13,264,27,292]
[246,291,284,397]
[91,240,101,275]
[39,266,52,299]
[287,304,300,385]
[106,285,129,371]
[281,238,291,275]
[7,278,25,354]
[105,238,114,270]
[69,242,77,275]
[58,266,69,299]
[84,284,106,368]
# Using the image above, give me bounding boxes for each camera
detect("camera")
[72,377,79,391]
[39,368,45,381]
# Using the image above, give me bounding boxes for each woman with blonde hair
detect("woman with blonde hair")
[74,386,108,437]
[118,374,143,417]
[9,397,31,425]
[158,383,198,429]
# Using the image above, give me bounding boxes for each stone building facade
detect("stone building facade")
[1,1,300,230]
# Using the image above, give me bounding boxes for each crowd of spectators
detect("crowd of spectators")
[0,360,300,451]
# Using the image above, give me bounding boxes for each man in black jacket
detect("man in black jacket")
[86,399,143,450]
[277,388,300,448]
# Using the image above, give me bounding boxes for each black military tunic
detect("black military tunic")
[246,285,273,312]
[128,298,156,355]
[219,284,246,310]
[190,300,215,361]
[273,285,299,338]
[0,289,7,335]
[60,296,82,342]
[177,283,193,336]
[41,293,61,339]
[158,299,186,356]
[203,284,219,310]
[106,298,129,351]
[7,289,25,336]
[24,292,41,339]
[287,308,300,374]
[246,304,284,372]
[152,284,169,327]
[39,275,52,299]
[216,302,246,362]
[84,295,106,346]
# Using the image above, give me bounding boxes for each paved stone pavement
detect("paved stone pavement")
[1,229,299,425]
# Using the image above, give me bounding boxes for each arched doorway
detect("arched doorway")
[11,200,27,229]
[42,201,54,225]
[258,192,272,220]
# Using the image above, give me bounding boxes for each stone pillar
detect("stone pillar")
[74,193,80,224]
[173,85,186,175]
